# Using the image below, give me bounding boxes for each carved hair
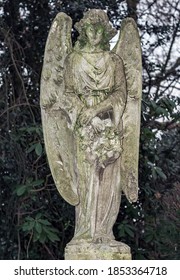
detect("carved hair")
[75,9,117,51]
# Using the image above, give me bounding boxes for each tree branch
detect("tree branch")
[148,120,180,130]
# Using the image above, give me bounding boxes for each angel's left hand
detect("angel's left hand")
[79,108,96,126]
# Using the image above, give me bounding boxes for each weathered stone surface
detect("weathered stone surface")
[40,9,142,259]
[65,243,131,260]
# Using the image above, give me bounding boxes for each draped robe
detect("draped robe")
[63,50,127,243]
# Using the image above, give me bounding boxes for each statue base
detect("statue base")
[65,242,132,260]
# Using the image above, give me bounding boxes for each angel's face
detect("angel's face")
[85,24,104,47]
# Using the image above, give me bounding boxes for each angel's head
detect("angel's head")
[75,9,117,51]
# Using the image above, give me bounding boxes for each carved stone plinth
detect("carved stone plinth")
[65,243,132,260]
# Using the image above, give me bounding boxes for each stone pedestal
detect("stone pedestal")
[65,242,131,260]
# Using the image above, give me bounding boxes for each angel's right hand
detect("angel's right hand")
[78,107,96,126]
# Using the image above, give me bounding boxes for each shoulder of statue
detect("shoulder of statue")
[65,51,75,61]
[110,51,124,65]
[64,50,80,67]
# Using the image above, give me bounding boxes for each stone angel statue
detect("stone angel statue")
[40,9,142,260]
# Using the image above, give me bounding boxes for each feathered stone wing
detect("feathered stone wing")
[113,18,142,203]
[40,13,79,206]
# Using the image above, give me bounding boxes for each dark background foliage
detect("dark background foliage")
[0,0,179,260]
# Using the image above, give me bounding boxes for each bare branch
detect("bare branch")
[148,120,180,130]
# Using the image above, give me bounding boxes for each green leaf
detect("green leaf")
[43,225,59,235]
[156,107,168,117]
[125,227,134,238]
[144,234,154,243]
[35,213,42,220]
[25,217,34,222]
[155,167,167,180]
[117,225,125,237]
[33,232,40,242]
[36,126,43,136]
[27,127,37,133]
[26,177,33,184]
[152,169,157,180]
[26,143,36,153]
[39,232,47,244]
[47,227,59,233]
[46,231,60,242]
[32,179,44,187]
[2,176,12,183]
[35,143,42,156]
[38,219,51,226]
[43,226,54,235]
[22,221,34,231]
[150,100,157,110]
[35,222,42,234]
[16,185,27,196]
